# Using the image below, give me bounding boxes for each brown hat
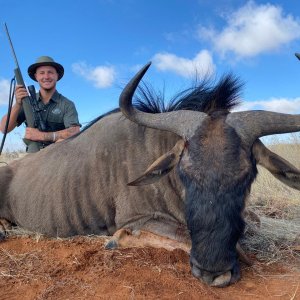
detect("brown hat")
[28,56,64,81]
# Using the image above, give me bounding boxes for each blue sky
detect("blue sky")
[0,0,300,150]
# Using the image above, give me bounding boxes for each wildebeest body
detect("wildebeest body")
[2,112,185,237]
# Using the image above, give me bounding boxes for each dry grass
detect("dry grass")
[243,216,300,265]
[0,247,47,281]
[0,150,26,166]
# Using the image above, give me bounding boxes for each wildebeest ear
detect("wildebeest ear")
[128,139,185,186]
[253,139,300,190]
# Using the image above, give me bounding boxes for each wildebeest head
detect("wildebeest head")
[119,63,300,287]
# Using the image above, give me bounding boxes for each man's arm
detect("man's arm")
[25,126,80,143]
[0,85,27,133]
[0,102,22,133]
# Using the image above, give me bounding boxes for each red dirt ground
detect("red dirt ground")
[0,236,299,300]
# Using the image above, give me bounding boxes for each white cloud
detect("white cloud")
[72,62,116,88]
[199,1,300,58]
[152,50,215,78]
[0,79,10,106]
[235,97,300,114]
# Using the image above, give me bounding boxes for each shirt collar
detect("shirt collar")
[38,90,59,103]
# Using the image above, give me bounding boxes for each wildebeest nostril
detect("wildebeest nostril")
[210,271,232,287]
[190,256,234,287]
[191,264,202,280]
[192,267,232,287]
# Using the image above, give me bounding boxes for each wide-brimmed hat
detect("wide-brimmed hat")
[28,56,64,81]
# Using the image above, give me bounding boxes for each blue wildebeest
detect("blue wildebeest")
[0,63,300,287]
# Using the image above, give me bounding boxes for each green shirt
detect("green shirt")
[17,90,81,152]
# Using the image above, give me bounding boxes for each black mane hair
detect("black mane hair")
[133,73,243,114]
[80,73,243,134]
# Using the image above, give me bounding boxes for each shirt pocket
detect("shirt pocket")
[47,109,65,131]
[47,108,64,123]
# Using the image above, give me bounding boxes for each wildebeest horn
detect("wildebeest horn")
[226,111,300,146]
[119,62,207,138]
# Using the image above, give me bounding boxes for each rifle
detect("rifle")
[4,23,47,152]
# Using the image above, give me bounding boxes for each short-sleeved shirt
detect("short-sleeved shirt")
[17,90,81,152]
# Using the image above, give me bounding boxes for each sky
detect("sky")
[0,0,300,150]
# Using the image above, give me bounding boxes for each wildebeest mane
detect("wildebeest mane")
[133,73,243,114]
[78,73,243,135]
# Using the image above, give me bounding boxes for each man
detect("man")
[0,56,81,153]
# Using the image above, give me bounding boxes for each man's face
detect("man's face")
[34,66,58,90]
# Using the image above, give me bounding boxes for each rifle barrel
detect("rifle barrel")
[4,23,21,69]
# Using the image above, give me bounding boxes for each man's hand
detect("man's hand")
[15,85,29,105]
[25,128,44,141]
